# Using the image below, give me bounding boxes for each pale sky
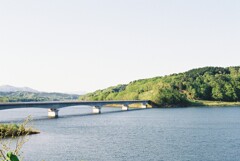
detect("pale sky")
[0,0,239,93]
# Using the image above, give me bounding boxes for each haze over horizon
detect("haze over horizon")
[0,0,239,93]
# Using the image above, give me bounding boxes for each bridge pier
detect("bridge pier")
[48,108,59,118]
[141,103,147,108]
[92,106,101,114]
[122,104,129,111]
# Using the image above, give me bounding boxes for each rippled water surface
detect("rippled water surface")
[0,106,240,161]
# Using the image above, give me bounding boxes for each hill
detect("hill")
[80,66,240,107]
[0,91,79,102]
[0,85,79,102]
[0,85,39,93]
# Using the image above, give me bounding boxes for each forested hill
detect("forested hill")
[80,66,240,107]
[0,92,79,102]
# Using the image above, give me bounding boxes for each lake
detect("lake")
[0,106,240,161]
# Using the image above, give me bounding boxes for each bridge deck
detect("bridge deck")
[0,100,151,110]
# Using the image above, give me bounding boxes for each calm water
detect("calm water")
[0,106,240,161]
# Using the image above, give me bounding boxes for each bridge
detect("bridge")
[0,100,152,118]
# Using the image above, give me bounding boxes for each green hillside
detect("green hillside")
[80,66,240,107]
[0,92,79,102]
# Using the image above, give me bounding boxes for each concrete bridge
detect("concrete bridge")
[0,100,152,118]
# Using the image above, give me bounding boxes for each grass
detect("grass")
[0,124,39,138]
[0,116,40,160]
[106,100,240,108]
[190,100,240,107]
[0,117,39,138]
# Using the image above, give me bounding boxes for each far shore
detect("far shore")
[106,100,240,108]
[190,100,240,107]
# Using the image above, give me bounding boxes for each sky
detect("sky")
[0,0,240,93]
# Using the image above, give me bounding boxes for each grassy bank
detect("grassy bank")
[0,123,39,138]
[0,117,39,138]
[106,101,240,108]
[124,101,240,107]
[190,100,240,107]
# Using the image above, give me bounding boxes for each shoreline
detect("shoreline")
[190,100,240,107]
[106,101,240,108]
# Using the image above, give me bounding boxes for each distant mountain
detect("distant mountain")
[0,85,39,93]
[0,85,80,102]
[0,91,79,102]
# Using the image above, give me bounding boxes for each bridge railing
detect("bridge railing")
[0,100,154,118]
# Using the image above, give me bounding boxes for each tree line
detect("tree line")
[80,66,240,107]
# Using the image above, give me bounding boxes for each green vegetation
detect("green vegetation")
[0,92,79,103]
[0,123,39,138]
[0,116,39,139]
[80,66,240,107]
[0,117,38,161]
[191,100,240,107]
